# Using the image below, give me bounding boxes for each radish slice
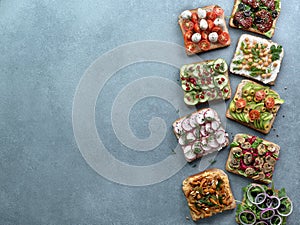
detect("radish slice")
[186,132,196,143]
[204,109,215,120]
[205,122,213,133]
[208,138,219,148]
[184,150,196,161]
[200,126,208,137]
[193,129,201,139]
[196,112,205,124]
[189,114,198,128]
[215,130,226,145]
[178,135,186,146]
[173,121,183,134]
[211,120,220,130]
[192,141,203,154]
[183,145,192,154]
[182,118,193,131]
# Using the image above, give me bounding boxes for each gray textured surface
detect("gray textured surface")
[0,0,299,224]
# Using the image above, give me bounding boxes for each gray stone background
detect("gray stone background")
[0,0,299,224]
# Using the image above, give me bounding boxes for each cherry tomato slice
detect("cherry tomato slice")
[201,30,209,40]
[206,11,217,21]
[236,98,247,109]
[182,20,194,31]
[212,26,223,35]
[198,40,210,51]
[191,13,198,24]
[249,109,260,120]
[207,19,214,31]
[255,90,266,101]
[265,97,275,109]
[213,6,224,17]
[184,30,193,42]
[194,23,201,33]
[186,41,198,53]
[218,31,230,45]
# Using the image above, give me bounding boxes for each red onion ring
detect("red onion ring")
[270,214,283,225]
[255,193,268,207]
[277,196,293,217]
[255,221,268,225]
[246,184,266,205]
[270,196,280,210]
[239,210,256,225]
[260,208,275,220]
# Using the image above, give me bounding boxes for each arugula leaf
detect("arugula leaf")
[270,45,283,61]
[278,188,287,198]
[230,141,240,147]
[233,59,243,65]
[251,138,263,148]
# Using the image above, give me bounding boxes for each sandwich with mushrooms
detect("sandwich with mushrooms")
[226,133,280,184]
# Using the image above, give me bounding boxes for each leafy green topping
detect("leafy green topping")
[230,141,240,147]
[251,138,263,148]
[233,59,243,65]
[270,45,283,61]
[278,188,287,198]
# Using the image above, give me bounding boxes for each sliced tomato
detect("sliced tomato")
[207,19,214,31]
[191,13,198,24]
[265,97,275,109]
[218,31,230,45]
[198,40,210,51]
[212,26,223,35]
[182,20,194,31]
[194,23,201,33]
[184,30,193,42]
[201,30,209,40]
[213,6,224,17]
[186,41,198,53]
[249,109,260,120]
[255,90,266,101]
[235,98,247,109]
[206,11,217,21]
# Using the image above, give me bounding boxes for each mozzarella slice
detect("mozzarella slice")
[199,19,208,30]
[197,8,207,19]
[214,18,224,28]
[191,33,201,43]
[181,10,192,19]
[208,32,218,43]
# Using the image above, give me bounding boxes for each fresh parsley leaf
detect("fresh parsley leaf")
[270,45,283,61]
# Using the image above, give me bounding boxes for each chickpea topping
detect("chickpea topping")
[264,43,268,47]
[248,58,253,63]
[257,65,262,70]
[257,45,261,49]
[263,52,268,56]
[262,66,267,71]
[263,61,269,67]
[238,64,243,69]
[242,60,247,65]
[244,65,250,70]
[248,44,253,49]
[268,54,272,59]
[259,52,264,57]
[244,55,250,59]
[273,62,278,67]
[268,58,272,63]
[245,37,249,42]
[252,63,258,67]
[258,60,263,65]
[261,74,267,78]
[249,53,253,58]
[266,73,272,78]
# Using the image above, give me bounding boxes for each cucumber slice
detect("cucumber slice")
[214,75,228,90]
[184,91,199,105]
[236,113,244,122]
[181,82,193,91]
[275,98,284,104]
[198,92,209,103]
[230,111,239,120]
[254,103,265,109]
[213,58,228,73]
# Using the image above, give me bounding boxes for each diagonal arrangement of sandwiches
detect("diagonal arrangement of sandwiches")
[171,0,293,223]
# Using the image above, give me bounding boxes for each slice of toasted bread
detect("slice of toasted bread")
[226,80,284,134]
[173,108,229,162]
[180,59,232,106]
[182,168,236,221]
[178,5,231,55]
[229,0,281,38]
[230,34,284,85]
[225,133,280,184]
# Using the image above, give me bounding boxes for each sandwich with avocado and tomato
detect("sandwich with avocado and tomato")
[180,59,231,106]
[178,5,231,55]
[230,34,284,85]
[236,183,293,225]
[229,0,281,38]
[182,168,236,221]
[226,80,284,134]
[226,133,280,184]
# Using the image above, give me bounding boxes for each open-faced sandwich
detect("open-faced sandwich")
[178,5,231,55]
[229,0,281,38]
[226,134,280,184]
[173,108,229,162]
[226,80,284,134]
[180,59,231,105]
[230,34,284,85]
[236,183,293,225]
[182,168,236,221]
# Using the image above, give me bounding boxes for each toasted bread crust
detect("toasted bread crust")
[230,34,284,85]
[182,168,236,221]
[225,133,280,184]
[180,59,232,101]
[226,80,281,134]
[178,5,231,55]
[229,0,281,38]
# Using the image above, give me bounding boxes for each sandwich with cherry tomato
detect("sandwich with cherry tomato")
[226,80,284,134]
[178,5,231,55]
[229,0,281,38]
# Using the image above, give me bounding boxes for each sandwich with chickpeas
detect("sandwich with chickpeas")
[230,34,284,85]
